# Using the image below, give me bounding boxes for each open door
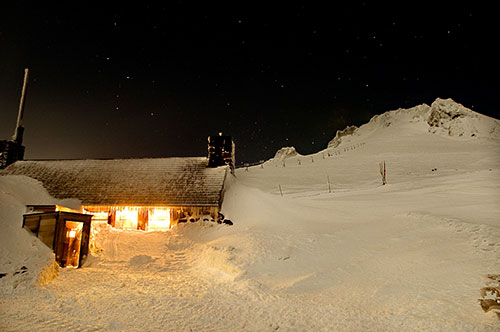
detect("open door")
[61,221,84,268]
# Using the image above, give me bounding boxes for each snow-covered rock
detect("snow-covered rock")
[327,125,358,148]
[271,146,299,162]
[427,98,500,139]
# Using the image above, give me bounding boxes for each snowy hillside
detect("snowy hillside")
[227,98,500,330]
[1,98,499,331]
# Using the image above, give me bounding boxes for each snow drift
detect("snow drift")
[0,176,62,292]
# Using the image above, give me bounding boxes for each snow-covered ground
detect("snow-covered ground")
[1,98,499,331]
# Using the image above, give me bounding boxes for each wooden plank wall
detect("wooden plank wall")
[23,213,58,249]
[38,215,57,248]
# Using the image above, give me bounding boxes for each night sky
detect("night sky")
[0,2,498,165]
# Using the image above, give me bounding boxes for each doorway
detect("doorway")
[62,221,84,268]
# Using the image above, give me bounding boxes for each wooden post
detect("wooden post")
[13,68,29,143]
[327,175,331,193]
[379,161,387,185]
[279,184,283,197]
[383,161,387,185]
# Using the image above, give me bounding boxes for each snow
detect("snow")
[269,146,301,163]
[2,157,227,206]
[1,98,499,331]
[0,176,62,292]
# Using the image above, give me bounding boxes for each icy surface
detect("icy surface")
[1,98,499,331]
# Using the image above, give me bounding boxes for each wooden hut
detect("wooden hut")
[2,157,229,231]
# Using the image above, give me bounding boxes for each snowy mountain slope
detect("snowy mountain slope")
[256,98,500,193]
[327,98,500,149]
[219,99,500,329]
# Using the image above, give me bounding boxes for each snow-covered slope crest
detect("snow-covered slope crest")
[327,98,500,148]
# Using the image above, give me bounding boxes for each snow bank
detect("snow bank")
[0,176,62,292]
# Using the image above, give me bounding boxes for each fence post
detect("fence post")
[379,161,387,185]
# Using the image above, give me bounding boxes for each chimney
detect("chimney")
[207,133,235,172]
[0,68,29,169]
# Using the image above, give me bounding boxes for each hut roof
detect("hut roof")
[1,157,228,206]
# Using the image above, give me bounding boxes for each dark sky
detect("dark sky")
[0,2,498,164]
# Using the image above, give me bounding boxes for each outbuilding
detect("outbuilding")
[23,207,92,268]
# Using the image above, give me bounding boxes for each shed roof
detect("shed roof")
[1,157,227,206]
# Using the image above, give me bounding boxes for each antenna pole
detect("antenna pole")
[13,68,29,143]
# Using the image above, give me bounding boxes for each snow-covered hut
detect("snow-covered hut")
[1,157,229,231]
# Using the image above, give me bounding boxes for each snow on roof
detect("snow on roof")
[0,157,228,206]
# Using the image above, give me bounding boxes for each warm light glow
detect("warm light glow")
[84,211,109,224]
[55,205,80,213]
[64,221,84,268]
[148,208,171,231]
[115,207,139,230]
[83,206,172,232]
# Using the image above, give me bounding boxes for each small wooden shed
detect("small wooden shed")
[23,210,92,268]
